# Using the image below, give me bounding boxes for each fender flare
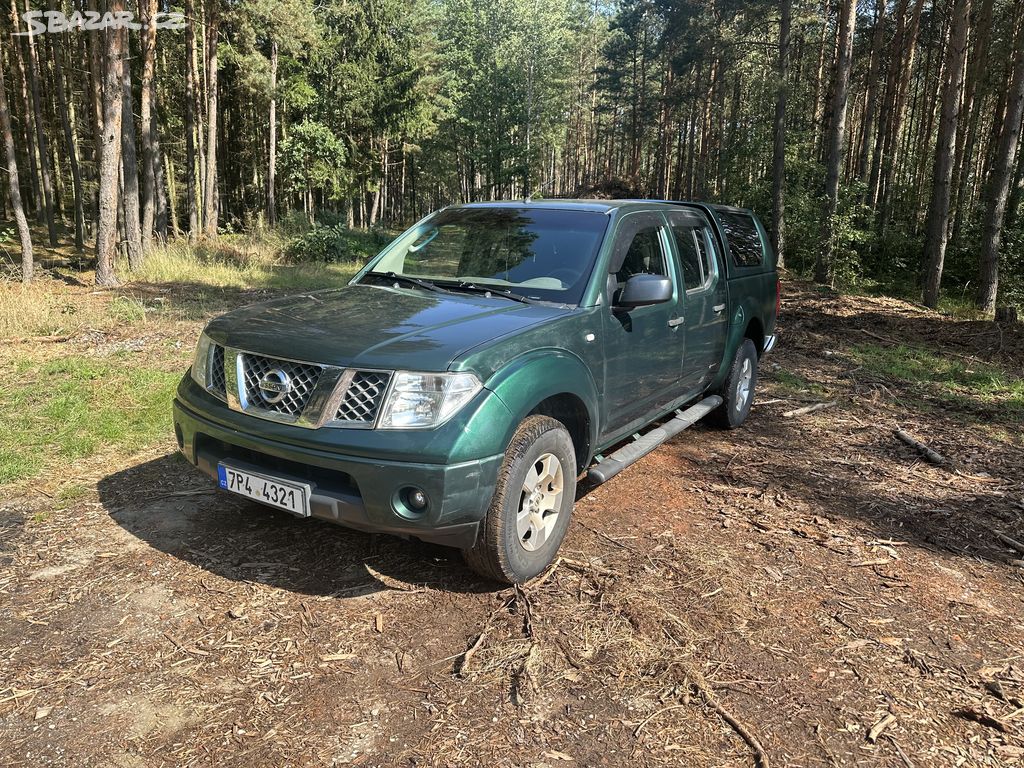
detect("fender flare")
[484,348,601,464]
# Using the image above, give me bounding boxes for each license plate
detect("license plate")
[217,463,311,517]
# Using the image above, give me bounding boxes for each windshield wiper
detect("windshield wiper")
[440,281,541,305]
[365,271,448,294]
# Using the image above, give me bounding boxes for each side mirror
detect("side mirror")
[615,274,673,309]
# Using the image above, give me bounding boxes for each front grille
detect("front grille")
[335,371,390,424]
[209,344,227,399]
[241,353,323,418]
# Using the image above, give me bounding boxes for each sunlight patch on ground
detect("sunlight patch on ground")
[0,355,181,486]
[851,343,1024,422]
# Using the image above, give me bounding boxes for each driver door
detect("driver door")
[599,212,686,440]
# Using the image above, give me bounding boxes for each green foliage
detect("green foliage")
[284,224,386,263]
[278,121,350,203]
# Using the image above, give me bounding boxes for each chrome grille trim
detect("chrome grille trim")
[330,370,391,427]
[213,345,391,430]
[208,344,228,401]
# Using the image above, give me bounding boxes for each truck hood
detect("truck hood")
[203,284,567,371]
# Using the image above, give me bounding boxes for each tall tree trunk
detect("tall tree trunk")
[185,0,199,237]
[21,0,57,245]
[153,47,168,240]
[874,0,925,228]
[49,22,84,252]
[0,46,33,282]
[7,0,39,216]
[165,152,180,235]
[87,0,105,229]
[1005,123,1024,233]
[922,0,972,308]
[856,0,887,178]
[816,0,857,284]
[976,13,1024,313]
[266,39,278,226]
[203,0,219,237]
[771,0,792,267]
[96,2,125,287]
[950,0,994,246]
[138,0,157,248]
[120,52,143,270]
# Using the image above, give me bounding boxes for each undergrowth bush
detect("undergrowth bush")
[284,224,388,263]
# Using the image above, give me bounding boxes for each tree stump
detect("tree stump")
[995,306,1018,324]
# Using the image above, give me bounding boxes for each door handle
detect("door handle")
[712,304,726,313]
[668,317,684,328]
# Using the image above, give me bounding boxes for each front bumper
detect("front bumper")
[172,398,503,549]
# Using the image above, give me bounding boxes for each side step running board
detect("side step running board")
[587,395,723,485]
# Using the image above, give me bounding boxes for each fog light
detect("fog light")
[405,487,428,511]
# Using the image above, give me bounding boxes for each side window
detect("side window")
[615,224,668,285]
[671,225,704,290]
[717,211,764,268]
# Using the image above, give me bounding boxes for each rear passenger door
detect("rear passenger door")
[599,212,686,438]
[666,210,728,393]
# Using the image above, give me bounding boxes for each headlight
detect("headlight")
[378,371,482,429]
[190,332,214,388]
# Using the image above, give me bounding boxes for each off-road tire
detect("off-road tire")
[710,338,758,429]
[463,416,576,584]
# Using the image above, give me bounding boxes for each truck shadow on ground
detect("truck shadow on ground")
[97,453,498,597]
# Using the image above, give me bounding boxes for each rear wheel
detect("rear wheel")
[463,415,576,584]
[711,338,758,429]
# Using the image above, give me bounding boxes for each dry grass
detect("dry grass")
[0,279,143,339]
[0,234,364,342]
[132,238,361,292]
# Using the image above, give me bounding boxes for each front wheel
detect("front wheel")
[710,338,758,429]
[463,415,577,584]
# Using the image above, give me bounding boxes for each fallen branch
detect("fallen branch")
[893,429,946,465]
[456,594,514,677]
[953,707,1011,733]
[694,681,772,768]
[882,735,916,768]
[0,334,71,345]
[995,532,1024,555]
[868,713,896,743]
[633,703,689,736]
[560,557,620,577]
[782,401,836,418]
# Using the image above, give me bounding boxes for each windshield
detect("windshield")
[363,207,608,304]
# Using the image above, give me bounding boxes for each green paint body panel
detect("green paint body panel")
[173,199,778,549]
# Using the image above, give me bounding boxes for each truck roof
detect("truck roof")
[457,199,754,216]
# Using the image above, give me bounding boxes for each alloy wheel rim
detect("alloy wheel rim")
[735,357,753,413]
[516,453,564,552]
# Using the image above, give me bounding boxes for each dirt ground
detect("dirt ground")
[2,281,1023,767]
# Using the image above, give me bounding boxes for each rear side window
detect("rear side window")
[717,211,764,268]
[671,226,703,290]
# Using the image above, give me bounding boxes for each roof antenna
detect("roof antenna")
[525,176,555,203]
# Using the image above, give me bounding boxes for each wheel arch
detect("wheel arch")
[485,349,600,472]
[528,393,592,473]
[744,316,765,356]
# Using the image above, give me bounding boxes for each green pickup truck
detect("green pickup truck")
[173,200,779,583]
